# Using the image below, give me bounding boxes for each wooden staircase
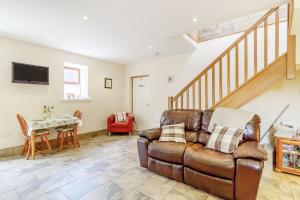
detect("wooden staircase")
[168,1,296,110]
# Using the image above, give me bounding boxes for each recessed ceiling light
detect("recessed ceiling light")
[51,36,55,41]
[83,16,89,20]
[193,18,198,22]
[148,45,153,49]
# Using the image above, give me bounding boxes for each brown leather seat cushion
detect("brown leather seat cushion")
[148,140,193,164]
[184,144,235,180]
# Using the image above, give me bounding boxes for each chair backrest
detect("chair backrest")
[74,110,82,119]
[17,113,29,137]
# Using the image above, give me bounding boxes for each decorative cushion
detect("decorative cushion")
[159,123,186,143]
[185,131,199,143]
[114,112,127,122]
[206,124,244,153]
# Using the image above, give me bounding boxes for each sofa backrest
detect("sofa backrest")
[160,109,261,143]
[199,109,261,142]
[160,109,202,131]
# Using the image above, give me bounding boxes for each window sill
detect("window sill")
[62,98,91,102]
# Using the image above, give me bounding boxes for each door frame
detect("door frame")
[131,75,149,113]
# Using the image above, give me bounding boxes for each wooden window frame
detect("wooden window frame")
[64,66,81,85]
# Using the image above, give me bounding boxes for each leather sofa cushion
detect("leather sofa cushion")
[160,109,202,131]
[201,109,214,132]
[184,144,235,180]
[148,140,193,164]
[197,131,211,145]
[148,157,184,182]
[184,167,234,200]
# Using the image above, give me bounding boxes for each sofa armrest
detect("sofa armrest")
[233,141,268,161]
[235,159,264,200]
[107,114,115,124]
[139,128,162,141]
[137,137,150,168]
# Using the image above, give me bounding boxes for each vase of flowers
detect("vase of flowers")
[42,105,55,119]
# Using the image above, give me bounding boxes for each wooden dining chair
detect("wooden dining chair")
[17,114,52,159]
[56,110,82,151]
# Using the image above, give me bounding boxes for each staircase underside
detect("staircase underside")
[212,53,287,109]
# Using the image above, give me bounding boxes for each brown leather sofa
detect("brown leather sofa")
[137,109,267,200]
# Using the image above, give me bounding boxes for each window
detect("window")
[64,62,88,100]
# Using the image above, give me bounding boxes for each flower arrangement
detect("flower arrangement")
[42,105,55,119]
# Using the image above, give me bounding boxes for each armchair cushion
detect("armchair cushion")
[233,141,268,161]
[114,112,127,122]
[139,128,162,140]
[110,122,129,129]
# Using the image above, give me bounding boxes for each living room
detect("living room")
[0,0,300,200]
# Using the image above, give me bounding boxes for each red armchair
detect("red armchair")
[107,113,134,136]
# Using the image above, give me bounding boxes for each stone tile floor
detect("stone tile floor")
[0,134,299,200]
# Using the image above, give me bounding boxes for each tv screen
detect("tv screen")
[12,62,49,85]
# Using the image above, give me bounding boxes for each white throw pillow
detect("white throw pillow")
[114,112,127,122]
[206,124,244,153]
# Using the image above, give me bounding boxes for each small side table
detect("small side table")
[275,135,300,176]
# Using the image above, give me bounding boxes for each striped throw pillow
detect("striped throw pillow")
[206,124,244,153]
[159,123,186,143]
[114,112,127,122]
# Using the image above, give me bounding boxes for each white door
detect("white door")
[132,76,150,131]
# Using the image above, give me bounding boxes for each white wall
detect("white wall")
[124,33,242,128]
[242,69,300,144]
[0,37,125,149]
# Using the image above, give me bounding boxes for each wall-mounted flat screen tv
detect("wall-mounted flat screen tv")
[12,62,49,85]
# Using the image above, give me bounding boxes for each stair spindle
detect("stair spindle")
[235,45,239,88]
[192,83,195,109]
[219,60,223,100]
[254,28,258,74]
[244,37,248,81]
[205,73,208,109]
[275,9,279,59]
[180,95,183,109]
[186,89,189,109]
[264,19,268,67]
[212,66,215,105]
[227,52,231,94]
[198,79,202,110]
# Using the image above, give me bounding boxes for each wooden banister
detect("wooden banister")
[288,0,294,33]
[168,2,291,110]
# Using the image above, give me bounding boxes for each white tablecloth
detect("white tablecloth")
[28,116,82,135]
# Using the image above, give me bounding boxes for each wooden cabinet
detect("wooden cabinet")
[275,136,300,176]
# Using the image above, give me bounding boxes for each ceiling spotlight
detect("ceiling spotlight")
[83,16,89,20]
[51,37,55,41]
[192,18,198,22]
[148,45,153,49]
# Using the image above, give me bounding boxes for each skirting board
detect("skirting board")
[0,129,108,158]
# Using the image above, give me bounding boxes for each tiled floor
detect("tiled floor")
[0,134,299,200]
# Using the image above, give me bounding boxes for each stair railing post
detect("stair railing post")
[168,97,173,110]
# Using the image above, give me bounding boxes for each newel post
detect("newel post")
[168,96,173,110]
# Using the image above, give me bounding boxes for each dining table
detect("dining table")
[27,115,82,159]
